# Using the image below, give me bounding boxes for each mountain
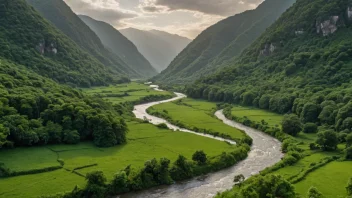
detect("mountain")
[187,0,352,130]
[26,0,140,79]
[153,0,296,84]
[0,0,129,87]
[79,15,158,78]
[120,28,192,72]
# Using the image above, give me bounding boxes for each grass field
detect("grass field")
[231,106,283,127]
[222,105,351,197]
[0,121,235,198]
[294,161,352,197]
[83,82,174,104]
[149,98,246,140]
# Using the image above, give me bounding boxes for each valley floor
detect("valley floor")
[0,83,235,198]
[1,83,350,198]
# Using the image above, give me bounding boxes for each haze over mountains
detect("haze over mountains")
[153,0,296,84]
[120,28,191,72]
[79,15,158,78]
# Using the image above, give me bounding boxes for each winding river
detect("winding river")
[122,86,283,198]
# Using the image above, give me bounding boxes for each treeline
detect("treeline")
[0,59,128,149]
[43,147,250,198]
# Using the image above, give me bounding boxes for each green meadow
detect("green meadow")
[82,82,174,104]
[225,105,351,197]
[231,105,283,127]
[0,84,237,198]
[148,98,246,140]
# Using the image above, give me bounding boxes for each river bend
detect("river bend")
[122,87,283,198]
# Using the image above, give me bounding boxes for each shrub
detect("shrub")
[282,114,302,136]
[156,123,168,129]
[303,123,318,133]
[192,150,207,165]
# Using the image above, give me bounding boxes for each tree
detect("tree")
[307,186,323,198]
[239,175,295,198]
[347,177,352,196]
[170,155,193,181]
[0,124,10,148]
[316,130,338,151]
[347,134,352,148]
[282,114,302,136]
[110,171,129,194]
[233,174,245,186]
[345,146,352,160]
[303,123,318,133]
[192,150,207,165]
[63,130,80,144]
[85,171,107,198]
[301,103,320,123]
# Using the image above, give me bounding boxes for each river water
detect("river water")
[121,86,283,198]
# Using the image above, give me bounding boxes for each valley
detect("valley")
[1,0,352,197]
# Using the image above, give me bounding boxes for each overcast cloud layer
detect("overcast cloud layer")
[64,0,263,38]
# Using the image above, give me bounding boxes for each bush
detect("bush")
[156,123,168,129]
[192,150,207,165]
[345,147,352,160]
[282,114,302,136]
[303,123,318,133]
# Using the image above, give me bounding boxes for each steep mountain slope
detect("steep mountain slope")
[0,0,128,87]
[120,28,191,72]
[26,0,140,79]
[187,0,352,131]
[79,15,158,78]
[153,0,295,84]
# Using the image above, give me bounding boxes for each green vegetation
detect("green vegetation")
[153,0,295,84]
[294,161,352,197]
[26,0,141,79]
[0,121,241,197]
[147,98,248,142]
[82,82,174,104]
[0,0,128,87]
[79,15,157,78]
[218,104,351,198]
[0,59,127,150]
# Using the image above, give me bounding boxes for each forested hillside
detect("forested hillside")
[153,0,295,84]
[120,28,191,72]
[0,58,128,149]
[0,0,129,87]
[187,0,352,132]
[79,15,158,78]
[26,0,141,79]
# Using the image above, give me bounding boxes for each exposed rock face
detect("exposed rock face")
[260,43,276,56]
[36,40,57,55]
[348,7,352,20]
[316,16,339,36]
[295,30,304,35]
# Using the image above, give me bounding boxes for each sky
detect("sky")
[64,0,264,39]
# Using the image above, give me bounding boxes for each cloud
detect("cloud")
[148,0,263,16]
[64,0,138,26]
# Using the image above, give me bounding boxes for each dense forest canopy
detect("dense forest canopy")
[152,0,295,84]
[186,0,352,133]
[0,58,128,149]
[0,0,129,87]
[26,0,142,79]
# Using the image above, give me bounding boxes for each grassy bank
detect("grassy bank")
[217,105,350,198]
[147,98,247,141]
[0,83,240,198]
